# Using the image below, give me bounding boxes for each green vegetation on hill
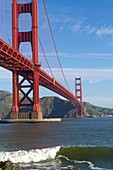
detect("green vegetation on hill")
[0,90,113,118]
[84,102,113,116]
[0,90,12,117]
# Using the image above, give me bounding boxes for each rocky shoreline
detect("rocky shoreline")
[0,160,21,170]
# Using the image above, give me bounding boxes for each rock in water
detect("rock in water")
[0,160,21,170]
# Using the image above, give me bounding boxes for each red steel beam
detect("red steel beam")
[0,38,82,109]
[0,38,34,71]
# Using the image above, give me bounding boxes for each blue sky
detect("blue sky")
[1,0,113,108]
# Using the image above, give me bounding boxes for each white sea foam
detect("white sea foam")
[0,146,60,163]
[75,160,110,170]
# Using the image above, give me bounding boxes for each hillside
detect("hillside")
[0,90,12,118]
[84,102,113,116]
[41,96,75,118]
[0,90,113,118]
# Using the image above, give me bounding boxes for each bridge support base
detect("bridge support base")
[10,112,18,119]
[33,104,42,119]
[31,112,42,119]
[10,111,42,120]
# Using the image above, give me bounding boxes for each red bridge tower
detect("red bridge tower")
[11,0,42,119]
[75,77,83,117]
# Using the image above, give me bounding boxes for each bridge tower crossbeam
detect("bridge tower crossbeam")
[11,0,42,119]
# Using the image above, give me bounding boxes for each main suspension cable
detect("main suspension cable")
[42,0,70,91]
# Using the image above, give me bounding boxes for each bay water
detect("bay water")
[0,117,113,169]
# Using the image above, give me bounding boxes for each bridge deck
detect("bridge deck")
[0,38,81,108]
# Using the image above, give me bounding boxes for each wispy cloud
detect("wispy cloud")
[49,12,113,37]
[95,27,113,36]
[39,20,49,30]
[44,68,113,83]
[50,14,83,25]
[39,52,113,60]
[70,23,113,36]
[20,50,113,61]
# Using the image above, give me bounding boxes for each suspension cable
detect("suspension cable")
[42,0,70,91]
[8,0,11,45]
[39,36,54,77]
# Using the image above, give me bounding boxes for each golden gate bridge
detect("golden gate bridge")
[0,0,83,120]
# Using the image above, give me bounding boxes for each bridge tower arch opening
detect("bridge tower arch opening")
[11,0,42,119]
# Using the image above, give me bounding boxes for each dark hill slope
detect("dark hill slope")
[41,97,75,118]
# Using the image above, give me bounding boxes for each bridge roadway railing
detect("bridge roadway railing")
[0,38,82,109]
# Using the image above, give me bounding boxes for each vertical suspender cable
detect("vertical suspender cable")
[39,36,54,77]
[8,0,11,45]
[26,0,32,60]
[2,0,5,41]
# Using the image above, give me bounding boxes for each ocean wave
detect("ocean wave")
[0,146,112,169]
[57,155,109,170]
[57,146,112,170]
[57,146,113,161]
[0,146,60,163]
